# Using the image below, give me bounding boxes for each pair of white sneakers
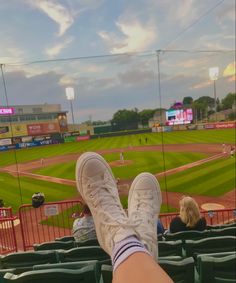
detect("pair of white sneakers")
[76,152,162,260]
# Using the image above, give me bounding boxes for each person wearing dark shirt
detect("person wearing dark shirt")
[169,196,206,233]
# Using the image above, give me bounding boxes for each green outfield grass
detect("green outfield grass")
[0,172,77,212]
[0,129,234,167]
[34,151,207,180]
[159,156,235,196]
[0,128,234,212]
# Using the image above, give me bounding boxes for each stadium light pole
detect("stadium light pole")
[209,67,219,122]
[65,87,75,131]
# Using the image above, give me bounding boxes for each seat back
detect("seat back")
[185,236,236,258]
[55,236,75,242]
[76,239,99,247]
[33,241,75,251]
[159,257,195,283]
[0,251,58,269]
[101,265,113,283]
[59,246,110,262]
[158,240,183,257]
[3,265,98,283]
[164,230,209,241]
[210,227,236,237]
[198,254,236,283]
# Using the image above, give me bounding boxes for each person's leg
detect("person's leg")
[113,252,173,283]
[76,152,173,283]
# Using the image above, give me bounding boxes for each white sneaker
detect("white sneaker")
[128,172,162,260]
[76,152,135,256]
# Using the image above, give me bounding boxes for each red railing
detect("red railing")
[160,208,236,229]
[0,208,18,254]
[17,200,236,251]
[19,199,83,251]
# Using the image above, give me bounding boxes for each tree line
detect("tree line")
[88,92,235,131]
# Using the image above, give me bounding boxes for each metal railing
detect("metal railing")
[15,201,236,251]
[0,208,18,254]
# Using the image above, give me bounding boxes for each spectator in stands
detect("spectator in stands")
[76,152,173,283]
[72,204,97,242]
[169,196,206,233]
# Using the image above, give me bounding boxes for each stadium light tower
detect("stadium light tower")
[65,87,75,131]
[209,67,219,122]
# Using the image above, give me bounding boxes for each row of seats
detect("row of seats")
[161,226,236,242]
[1,253,235,282]
[1,236,235,282]
[33,238,99,251]
[31,236,236,258]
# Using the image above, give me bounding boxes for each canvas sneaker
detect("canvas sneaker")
[76,152,136,256]
[128,172,162,260]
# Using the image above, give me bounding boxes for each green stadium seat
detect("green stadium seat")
[158,240,183,257]
[163,230,209,242]
[55,236,75,242]
[101,265,113,283]
[159,257,195,283]
[0,269,15,283]
[33,241,75,251]
[0,251,58,269]
[207,222,236,230]
[210,227,236,237]
[76,238,99,247]
[185,236,236,258]
[198,254,236,283]
[33,260,100,282]
[59,246,110,262]
[3,265,99,283]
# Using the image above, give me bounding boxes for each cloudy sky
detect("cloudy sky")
[0,0,235,123]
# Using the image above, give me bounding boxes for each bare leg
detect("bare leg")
[113,252,173,283]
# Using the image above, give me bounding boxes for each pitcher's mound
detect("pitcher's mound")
[109,160,133,167]
[201,203,225,210]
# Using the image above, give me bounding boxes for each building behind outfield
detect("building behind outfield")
[0,104,68,145]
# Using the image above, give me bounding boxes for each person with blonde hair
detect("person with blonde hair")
[169,196,206,233]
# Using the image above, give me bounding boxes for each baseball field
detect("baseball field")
[0,128,235,213]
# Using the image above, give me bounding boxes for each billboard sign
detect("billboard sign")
[166,108,193,125]
[0,108,15,115]
[27,123,60,135]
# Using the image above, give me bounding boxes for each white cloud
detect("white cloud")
[26,0,74,36]
[45,37,74,58]
[99,19,157,54]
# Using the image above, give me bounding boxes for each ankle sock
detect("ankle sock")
[112,236,150,272]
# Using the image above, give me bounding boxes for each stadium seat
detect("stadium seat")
[3,265,99,283]
[209,227,236,237]
[33,260,100,282]
[75,238,99,247]
[33,241,75,251]
[198,254,236,283]
[163,230,209,241]
[100,265,113,283]
[185,236,236,258]
[159,257,195,283]
[0,268,15,283]
[55,236,75,242]
[0,251,58,269]
[207,222,236,230]
[158,240,183,257]
[59,246,110,262]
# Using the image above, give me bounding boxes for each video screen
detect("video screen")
[166,108,193,125]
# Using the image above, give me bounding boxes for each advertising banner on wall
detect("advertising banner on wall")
[0,138,12,146]
[205,122,235,129]
[76,135,90,141]
[27,123,60,135]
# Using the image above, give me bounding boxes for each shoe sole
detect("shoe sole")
[76,152,117,199]
[128,172,162,215]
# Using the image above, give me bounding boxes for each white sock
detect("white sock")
[112,236,150,272]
